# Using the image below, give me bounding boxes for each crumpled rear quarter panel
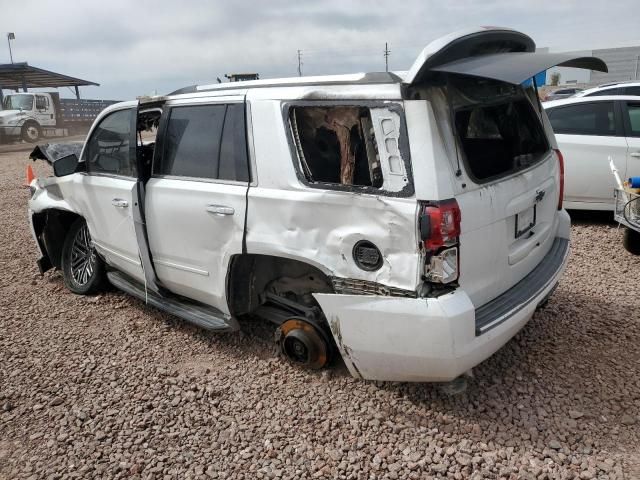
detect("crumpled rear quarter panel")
[245,99,420,291]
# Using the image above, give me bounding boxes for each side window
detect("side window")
[219,104,250,182]
[84,109,136,177]
[155,103,249,181]
[35,95,49,110]
[625,103,640,137]
[290,106,385,188]
[585,88,619,97]
[548,102,616,136]
[623,86,640,96]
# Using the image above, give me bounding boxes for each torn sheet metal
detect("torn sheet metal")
[29,142,84,165]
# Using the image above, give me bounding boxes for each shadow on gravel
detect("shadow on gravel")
[375,287,639,448]
[567,209,616,226]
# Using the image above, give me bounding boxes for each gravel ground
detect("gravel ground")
[1,146,639,479]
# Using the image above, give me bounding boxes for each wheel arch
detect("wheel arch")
[32,208,84,272]
[226,253,334,316]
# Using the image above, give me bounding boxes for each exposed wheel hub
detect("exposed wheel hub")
[279,318,329,369]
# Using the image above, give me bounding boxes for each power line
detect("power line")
[384,42,390,72]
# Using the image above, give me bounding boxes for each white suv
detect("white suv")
[27,27,605,382]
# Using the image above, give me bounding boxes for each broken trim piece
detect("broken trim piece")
[331,277,417,298]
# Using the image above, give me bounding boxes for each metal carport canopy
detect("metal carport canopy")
[0,62,98,98]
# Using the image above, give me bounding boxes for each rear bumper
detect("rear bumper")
[315,235,570,383]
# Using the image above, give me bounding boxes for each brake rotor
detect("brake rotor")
[279,318,329,370]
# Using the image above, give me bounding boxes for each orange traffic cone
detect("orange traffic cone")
[25,164,35,187]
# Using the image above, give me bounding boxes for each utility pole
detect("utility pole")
[384,42,390,72]
[7,32,15,64]
[297,50,303,77]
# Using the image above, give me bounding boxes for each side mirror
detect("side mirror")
[53,154,82,177]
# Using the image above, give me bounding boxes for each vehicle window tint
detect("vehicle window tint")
[626,104,640,137]
[156,105,226,179]
[547,102,615,136]
[624,86,640,96]
[84,109,135,177]
[585,88,618,97]
[219,104,250,182]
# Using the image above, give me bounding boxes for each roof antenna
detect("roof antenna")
[446,75,463,177]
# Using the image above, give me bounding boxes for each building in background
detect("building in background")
[545,45,640,88]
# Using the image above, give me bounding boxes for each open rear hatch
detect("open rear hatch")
[405,27,606,310]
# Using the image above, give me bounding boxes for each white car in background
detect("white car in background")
[544,96,640,210]
[573,81,640,98]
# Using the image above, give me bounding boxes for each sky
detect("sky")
[2,0,640,100]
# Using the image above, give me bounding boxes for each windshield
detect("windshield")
[3,94,33,111]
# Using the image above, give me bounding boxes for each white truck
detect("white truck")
[0,92,117,143]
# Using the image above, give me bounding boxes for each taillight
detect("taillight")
[420,200,461,251]
[555,149,564,210]
[419,199,461,284]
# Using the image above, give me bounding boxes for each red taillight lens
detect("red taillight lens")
[421,200,461,251]
[555,149,564,210]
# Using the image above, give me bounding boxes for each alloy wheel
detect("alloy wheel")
[70,225,96,286]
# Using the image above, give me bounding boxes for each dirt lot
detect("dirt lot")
[1,144,639,479]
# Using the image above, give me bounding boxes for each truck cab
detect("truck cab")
[0,92,58,143]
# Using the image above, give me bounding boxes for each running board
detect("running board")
[107,271,239,332]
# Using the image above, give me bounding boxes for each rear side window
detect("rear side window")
[289,104,410,194]
[84,108,136,177]
[625,103,640,137]
[623,86,640,96]
[155,103,249,181]
[585,88,619,97]
[450,78,550,182]
[547,102,615,136]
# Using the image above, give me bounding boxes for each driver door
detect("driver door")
[73,107,144,281]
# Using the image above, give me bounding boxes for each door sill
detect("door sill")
[107,271,239,332]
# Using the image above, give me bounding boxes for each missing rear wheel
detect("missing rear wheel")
[278,318,329,370]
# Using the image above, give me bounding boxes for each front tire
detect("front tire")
[623,228,640,255]
[21,121,41,143]
[61,218,105,294]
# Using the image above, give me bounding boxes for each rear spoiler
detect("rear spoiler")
[29,142,84,166]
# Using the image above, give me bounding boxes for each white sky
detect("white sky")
[2,0,640,99]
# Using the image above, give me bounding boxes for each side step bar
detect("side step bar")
[107,271,239,332]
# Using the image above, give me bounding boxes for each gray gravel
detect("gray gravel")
[1,147,639,479]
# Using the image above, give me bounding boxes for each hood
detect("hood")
[29,142,84,165]
[0,109,22,118]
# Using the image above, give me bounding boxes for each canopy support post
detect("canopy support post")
[74,86,80,100]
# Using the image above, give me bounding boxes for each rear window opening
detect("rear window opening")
[290,106,384,188]
[451,77,550,182]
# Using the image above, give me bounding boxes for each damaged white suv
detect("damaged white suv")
[28,27,606,382]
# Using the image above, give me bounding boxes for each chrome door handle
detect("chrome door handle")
[205,204,235,216]
[630,152,640,158]
[112,198,129,208]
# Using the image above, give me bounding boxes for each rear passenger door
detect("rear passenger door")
[621,101,640,182]
[145,98,250,313]
[547,100,627,206]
